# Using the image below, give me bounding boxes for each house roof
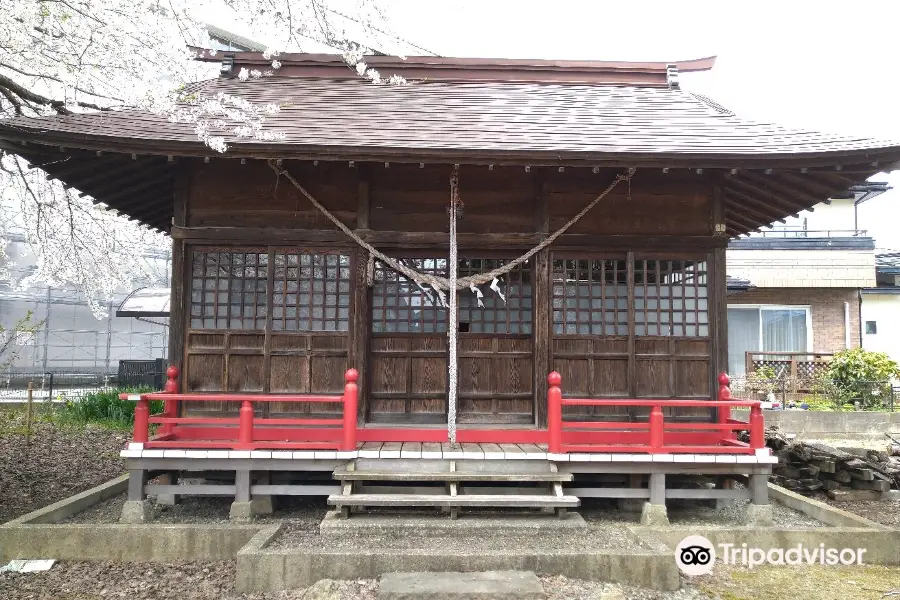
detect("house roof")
[1,53,899,234]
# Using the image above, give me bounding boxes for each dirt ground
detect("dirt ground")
[3,563,900,600]
[0,409,127,523]
[813,494,900,528]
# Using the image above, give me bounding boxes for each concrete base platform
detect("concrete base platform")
[320,511,587,537]
[378,571,545,600]
[119,500,153,524]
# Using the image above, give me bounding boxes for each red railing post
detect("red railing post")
[548,371,563,454]
[238,399,254,448]
[133,395,149,443]
[160,365,179,437]
[649,404,664,452]
[343,369,359,451]
[717,372,731,425]
[749,404,765,449]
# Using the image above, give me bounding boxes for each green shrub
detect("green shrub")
[59,387,163,429]
[824,348,900,410]
[747,366,778,395]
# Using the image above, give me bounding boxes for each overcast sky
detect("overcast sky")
[206,0,900,247]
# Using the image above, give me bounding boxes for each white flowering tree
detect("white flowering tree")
[0,0,407,316]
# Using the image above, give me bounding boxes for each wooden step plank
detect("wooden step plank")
[327,493,581,508]
[400,442,422,459]
[480,443,505,460]
[421,443,443,459]
[359,442,383,459]
[333,470,573,482]
[380,442,403,459]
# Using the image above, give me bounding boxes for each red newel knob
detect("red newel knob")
[548,371,562,387]
[718,372,730,386]
[164,364,180,393]
[345,368,359,384]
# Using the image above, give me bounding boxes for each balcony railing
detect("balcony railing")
[749,228,867,239]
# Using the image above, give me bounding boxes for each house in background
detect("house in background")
[861,251,900,362]
[726,181,890,378]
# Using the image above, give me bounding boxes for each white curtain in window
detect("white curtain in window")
[727,308,760,375]
[762,309,807,354]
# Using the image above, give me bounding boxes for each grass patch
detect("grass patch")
[55,388,163,430]
[698,564,900,599]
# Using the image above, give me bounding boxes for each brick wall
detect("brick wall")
[727,288,860,353]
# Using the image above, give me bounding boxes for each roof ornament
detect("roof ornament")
[666,64,679,90]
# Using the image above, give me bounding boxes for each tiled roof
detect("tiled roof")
[3,77,899,160]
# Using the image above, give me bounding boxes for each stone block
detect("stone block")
[639,502,669,527]
[119,500,153,524]
[377,571,545,600]
[744,503,774,527]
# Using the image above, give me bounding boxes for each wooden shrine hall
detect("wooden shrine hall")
[3,52,900,524]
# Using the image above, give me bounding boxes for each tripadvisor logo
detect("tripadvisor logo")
[675,535,715,576]
[675,535,868,575]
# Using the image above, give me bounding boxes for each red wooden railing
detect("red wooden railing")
[547,371,764,454]
[120,367,359,451]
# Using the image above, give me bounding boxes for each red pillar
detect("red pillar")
[133,396,149,443]
[343,369,359,451]
[547,371,562,453]
[649,404,664,452]
[717,371,732,433]
[238,399,254,448]
[161,365,179,437]
[749,404,765,449]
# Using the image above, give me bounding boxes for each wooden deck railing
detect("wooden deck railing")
[120,367,359,451]
[547,372,764,454]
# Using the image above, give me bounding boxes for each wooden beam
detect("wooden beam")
[723,194,786,224]
[356,170,370,229]
[170,226,728,250]
[727,177,809,213]
[776,171,850,199]
[87,163,171,198]
[723,190,788,223]
[724,204,764,231]
[740,171,831,208]
[168,164,190,386]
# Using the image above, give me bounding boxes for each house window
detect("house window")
[727,306,811,374]
[866,321,878,335]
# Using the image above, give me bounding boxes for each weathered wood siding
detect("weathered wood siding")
[176,159,723,425]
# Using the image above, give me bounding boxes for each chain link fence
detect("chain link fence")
[0,359,166,403]
[730,373,900,411]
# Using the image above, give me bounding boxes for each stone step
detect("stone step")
[377,571,545,600]
[328,493,580,508]
[334,470,572,483]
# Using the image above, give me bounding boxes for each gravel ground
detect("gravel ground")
[0,565,719,600]
[579,497,826,529]
[64,493,328,524]
[0,410,127,524]
[812,495,900,528]
[6,563,898,600]
[268,516,641,552]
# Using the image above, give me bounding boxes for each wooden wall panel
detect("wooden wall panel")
[458,336,532,424]
[369,335,447,423]
[187,160,358,228]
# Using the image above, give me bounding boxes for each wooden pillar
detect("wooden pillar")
[350,170,371,424]
[710,182,729,401]
[167,164,190,386]
[626,251,636,397]
[533,175,551,427]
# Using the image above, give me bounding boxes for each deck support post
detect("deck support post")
[618,474,644,512]
[230,469,256,521]
[640,472,669,526]
[120,469,153,523]
[155,471,181,506]
[745,473,774,525]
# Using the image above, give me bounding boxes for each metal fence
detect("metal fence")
[730,373,900,410]
[0,359,166,402]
